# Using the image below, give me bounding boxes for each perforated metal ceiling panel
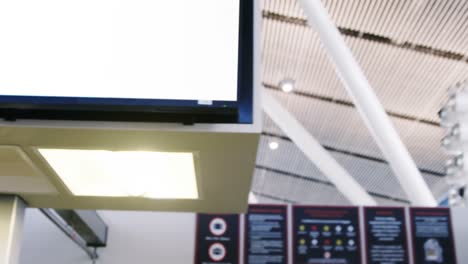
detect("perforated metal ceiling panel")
[264,90,446,175]
[263,0,468,56]
[256,130,447,204]
[262,17,468,122]
[253,0,466,205]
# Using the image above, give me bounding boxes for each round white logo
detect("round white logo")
[209,243,226,262]
[209,218,227,236]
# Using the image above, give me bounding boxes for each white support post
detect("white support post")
[300,0,437,206]
[0,196,26,264]
[262,90,377,206]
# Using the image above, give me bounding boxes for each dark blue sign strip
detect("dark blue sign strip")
[410,208,457,264]
[293,206,362,264]
[245,205,288,264]
[195,214,240,264]
[364,207,409,264]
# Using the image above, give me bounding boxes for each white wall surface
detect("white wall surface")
[19,209,196,264]
[452,207,468,263]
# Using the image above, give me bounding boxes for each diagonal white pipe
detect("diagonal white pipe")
[262,90,377,206]
[300,0,436,206]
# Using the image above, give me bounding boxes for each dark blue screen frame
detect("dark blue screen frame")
[0,0,253,124]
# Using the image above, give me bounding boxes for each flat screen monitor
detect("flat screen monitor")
[0,0,253,123]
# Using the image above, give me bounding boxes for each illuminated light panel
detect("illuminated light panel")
[0,0,239,101]
[38,149,198,199]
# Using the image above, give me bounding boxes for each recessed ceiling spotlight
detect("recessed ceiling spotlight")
[279,79,295,93]
[269,141,279,150]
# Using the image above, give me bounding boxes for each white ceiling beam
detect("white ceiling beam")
[300,0,437,206]
[262,90,377,206]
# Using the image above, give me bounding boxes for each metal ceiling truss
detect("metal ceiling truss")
[258,0,438,206]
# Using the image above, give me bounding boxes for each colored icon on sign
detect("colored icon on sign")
[311,239,318,246]
[208,243,226,262]
[299,238,306,245]
[324,252,331,259]
[336,239,343,246]
[299,225,306,231]
[348,239,355,246]
[347,225,354,232]
[335,225,342,232]
[323,225,330,232]
[324,239,331,245]
[311,225,318,231]
[209,218,227,236]
[424,238,443,263]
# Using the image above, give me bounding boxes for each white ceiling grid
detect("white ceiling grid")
[253,0,468,205]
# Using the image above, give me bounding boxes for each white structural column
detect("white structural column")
[300,0,437,206]
[262,90,377,206]
[0,196,26,264]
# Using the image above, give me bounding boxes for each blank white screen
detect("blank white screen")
[0,0,239,101]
